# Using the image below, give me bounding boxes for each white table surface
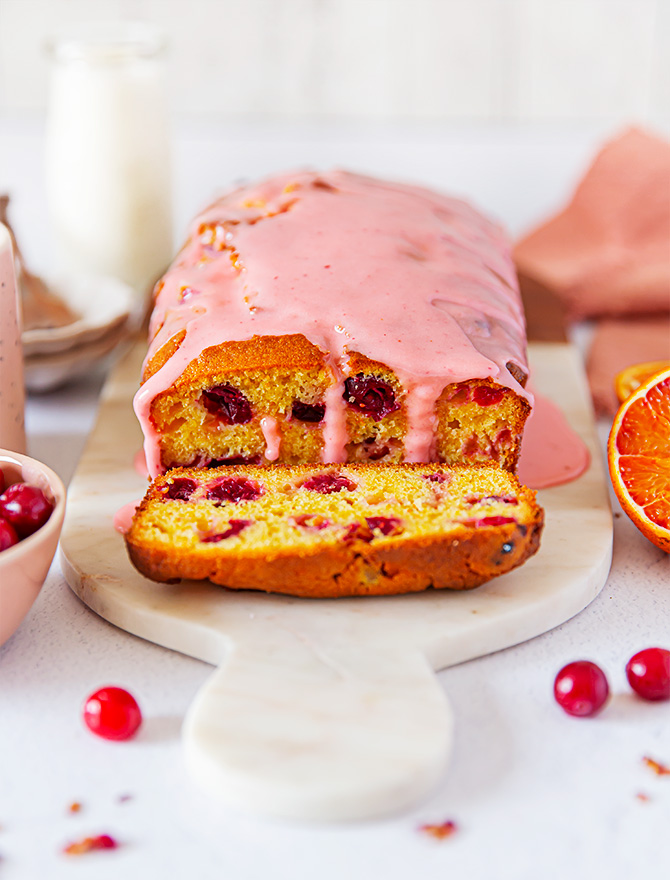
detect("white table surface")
[1,118,669,880]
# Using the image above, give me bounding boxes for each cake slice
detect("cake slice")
[125,463,543,598]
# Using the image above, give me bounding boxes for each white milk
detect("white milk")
[45,23,173,300]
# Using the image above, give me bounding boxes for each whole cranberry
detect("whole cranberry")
[0,483,53,538]
[626,648,670,701]
[83,687,142,741]
[343,375,399,420]
[302,473,357,494]
[0,516,19,551]
[473,385,505,406]
[554,661,610,717]
[162,478,197,501]
[206,477,262,504]
[201,384,252,424]
[291,400,326,423]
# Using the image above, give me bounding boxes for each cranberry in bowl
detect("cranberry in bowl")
[0,449,66,647]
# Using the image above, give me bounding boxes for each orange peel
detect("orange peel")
[614,360,670,404]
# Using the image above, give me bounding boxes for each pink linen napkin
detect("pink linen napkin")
[514,127,670,415]
[587,317,670,416]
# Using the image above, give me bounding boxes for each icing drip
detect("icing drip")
[402,378,442,462]
[113,500,141,534]
[260,416,281,462]
[322,379,348,463]
[517,390,590,489]
[134,170,532,477]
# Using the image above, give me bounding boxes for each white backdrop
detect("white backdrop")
[0,0,667,127]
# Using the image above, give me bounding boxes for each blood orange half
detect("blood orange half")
[608,367,670,552]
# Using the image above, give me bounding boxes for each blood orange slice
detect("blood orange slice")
[608,366,670,552]
[614,360,670,404]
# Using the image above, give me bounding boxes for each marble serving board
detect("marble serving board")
[60,340,612,822]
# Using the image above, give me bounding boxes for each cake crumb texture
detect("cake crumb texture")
[126,462,544,598]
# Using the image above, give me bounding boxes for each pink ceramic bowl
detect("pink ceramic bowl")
[0,449,66,647]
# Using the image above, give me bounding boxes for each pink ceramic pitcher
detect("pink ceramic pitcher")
[0,221,26,453]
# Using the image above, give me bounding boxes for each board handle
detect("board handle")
[182,631,453,821]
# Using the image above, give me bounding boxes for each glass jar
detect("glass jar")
[45,22,173,302]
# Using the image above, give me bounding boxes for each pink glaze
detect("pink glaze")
[114,500,141,535]
[134,170,531,477]
[260,416,281,461]
[517,391,590,489]
[133,448,149,479]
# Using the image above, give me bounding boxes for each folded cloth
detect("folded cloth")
[514,127,670,416]
[514,127,670,321]
[587,316,670,416]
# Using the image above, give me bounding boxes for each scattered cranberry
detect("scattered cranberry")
[0,466,4,492]
[162,478,197,501]
[365,516,403,536]
[343,374,399,420]
[201,384,252,424]
[206,477,262,504]
[302,473,357,494]
[642,755,670,776]
[83,687,142,741]
[0,483,53,538]
[291,400,325,423]
[201,519,252,542]
[626,648,670,701]
[418,819,458,840]
[554,661,610,717]
[0,517,19,551]
[473,385,505,406]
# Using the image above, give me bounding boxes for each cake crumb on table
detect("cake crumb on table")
[62,834,119,856]
[417,819,458,840]
[642,756,670,776]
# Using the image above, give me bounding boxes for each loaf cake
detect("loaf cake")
[125,463,543,598]
[134,170,532,478]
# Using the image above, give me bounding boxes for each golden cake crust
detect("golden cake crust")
[142,331,327,385]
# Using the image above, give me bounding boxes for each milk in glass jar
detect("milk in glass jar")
[45,22,173,301]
